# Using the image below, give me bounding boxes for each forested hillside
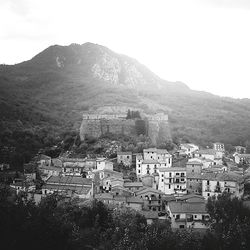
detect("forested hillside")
[1,42,250,159]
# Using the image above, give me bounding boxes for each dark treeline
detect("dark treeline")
[1,188,250,250]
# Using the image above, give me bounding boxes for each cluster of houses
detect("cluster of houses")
[1,141,248,229]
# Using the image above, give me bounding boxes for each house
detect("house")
[42,175,93,199]
[186,161,203,174]
[96,158,113,171]
[158,167,187,196]
[139,211,159,225]
[201,172,244,200]
[193,149,223,163]
[139,159,160,177]
[179,144,199,157]
[235,146,247,154]
[124,182,144,192]
[100,176,124,192]
[117,152,133,166]
[167,200,209,229]
[234,154,250,164]
[136,148,172,179]
[39,164,61,181]
[126,196,144,211]
[37,154,52,168]
[202,165,227,174]
[0,163,10,171]
[213,142,225,152]
[135,187,165,211]
[143,148,172,166]
[94,169,123,181]
[186,173,202,194]
[10,179,36,194]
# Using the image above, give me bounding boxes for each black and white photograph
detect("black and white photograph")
[1,0,250,249]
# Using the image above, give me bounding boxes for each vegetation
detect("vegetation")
[1,186,250,250]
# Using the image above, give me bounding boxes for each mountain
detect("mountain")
[1,42,250,148]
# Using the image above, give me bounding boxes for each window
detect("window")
[165,164,166,166]
[169,173,172,177]
[181,178,184,182]
[207,193,210,196]
[147,170,150,174]
[169,184,171,189]
[194,215,197,218]
[176,173,179,176]
[127,156,129,159]
[169,159,171,164]
[192,170,194,173]
[138,170,140,173]
[162,179,164,182]
[207,180,210,185]
[179,225,185,229]
[162,174,164,177]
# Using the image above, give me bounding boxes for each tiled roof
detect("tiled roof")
[169,201,207,214]
[176,194,204,201]
[127,196,144,203]
[195,149,217,155]
[187,173,202,179]
[186,161,202,165]
[124,182,143,187]
[143,148,157,152]
[46,175,92,186]
[159,167,186,172]
[201,172,244,182]
[38,154,51,161]
[135,187,164,195]
[156,149,169,154]
[117,152,132,155]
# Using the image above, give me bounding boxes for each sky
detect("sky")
[1,0,250,98]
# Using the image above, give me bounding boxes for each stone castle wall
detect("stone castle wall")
[80,113,171,145]
[80,118,136,140]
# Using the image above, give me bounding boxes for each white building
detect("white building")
[158,167,187,196]
[96,158,113,171]
[201,172,244,200]
[213,142,225,152]
[167,200,209,229]
[179,144,199,157]
[136,148,172,179]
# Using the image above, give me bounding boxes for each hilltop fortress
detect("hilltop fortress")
[79,112,171,145]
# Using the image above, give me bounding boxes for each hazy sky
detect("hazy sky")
[1,0,250,98]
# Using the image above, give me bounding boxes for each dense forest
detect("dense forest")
[1,187,250,250]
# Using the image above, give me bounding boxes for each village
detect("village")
[1,140,250,231]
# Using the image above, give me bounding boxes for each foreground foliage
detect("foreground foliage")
[1,187,250,250]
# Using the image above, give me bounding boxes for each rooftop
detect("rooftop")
[201,171,244,182]
[46,175,92,186]
[186,161,203,165]
[126,196,144,203]
[124,182,143,187]
[159,167,186,172]
[169,201,207,214]
[117,152,132,155]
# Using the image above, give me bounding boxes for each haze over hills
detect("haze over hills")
[1,42,250,147]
